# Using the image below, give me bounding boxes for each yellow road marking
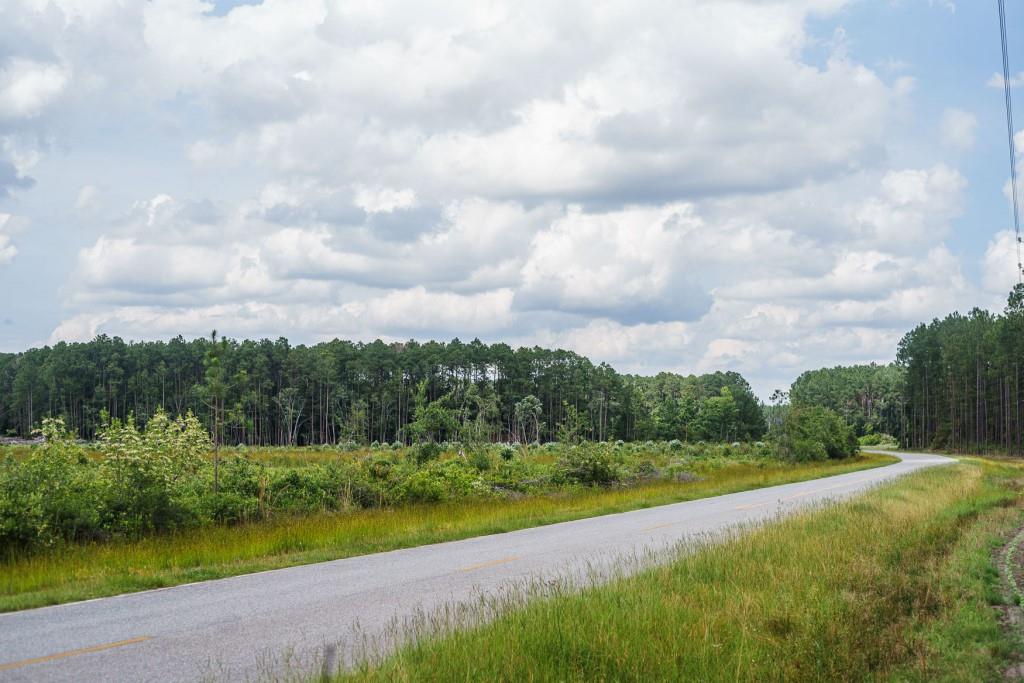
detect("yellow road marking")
[459,556,519,572]
[641,522,675,532]
[733,501,769,510]
[0,636,152,672]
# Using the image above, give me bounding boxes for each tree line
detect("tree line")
[787,285,1024,455]
[0,334,767,446]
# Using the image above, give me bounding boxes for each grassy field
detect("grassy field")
[340,457,1024,682]
[0,452,894,612]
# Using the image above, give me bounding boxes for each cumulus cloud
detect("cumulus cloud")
[0,0,1000,395]
[515,204,711,323]
[159,0,906,203]
[983,230,1022,296]
[0,58,69,121]
[939,108,976,150]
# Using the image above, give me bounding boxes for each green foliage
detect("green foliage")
[858,432,898,447]
[555,403,587,446]
[789,363,903,438]
[2,411,846,557]
[0,418,100,549]
[1,453,892,612]
[556,446,620,486]
[0,335,768,449]
[467,450,492,472]
[395,461,485,503]
[414,441,442,465]
[408,380,458,444]
[775,406,858,461]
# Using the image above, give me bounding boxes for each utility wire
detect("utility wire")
[999,0,1023,283]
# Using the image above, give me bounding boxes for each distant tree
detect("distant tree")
[556,402,587,446]
[514,395,543,443]
[695,387,739,441]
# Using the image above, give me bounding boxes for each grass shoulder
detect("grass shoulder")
[0,452,893,613]
[340,457,1024,682]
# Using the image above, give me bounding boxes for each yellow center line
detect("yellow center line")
[640,522,675,532]
[733,501,770,510]
[0,636,152,672]
[459,555,519,573]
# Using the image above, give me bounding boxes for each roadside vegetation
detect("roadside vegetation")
[340,458,1024,682]
[0,410,878,611]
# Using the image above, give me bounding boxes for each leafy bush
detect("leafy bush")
[1,416,807,556]
[0,418,101,549]
[858,433,898,447]
[556,447,620,486]
[395,461,485,503]
[776,407,858,461]
[468,450,492,472]
[414,442,442,465]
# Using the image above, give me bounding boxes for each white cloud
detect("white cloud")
[988,72,1024,89]
[939,108,976,150]
[516,204,711,323]
[353,185,417,214]
[850,164,966,247]
[0,213,25,266]
[983,230,1022,295]
[0,0,1001,395]
[0,58,69,121]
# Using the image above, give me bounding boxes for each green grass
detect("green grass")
[340,457,1024,682]
[0,453,894,613]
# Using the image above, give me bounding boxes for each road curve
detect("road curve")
[0,451,953,682]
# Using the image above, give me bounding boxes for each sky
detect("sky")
[0,0,1022,398]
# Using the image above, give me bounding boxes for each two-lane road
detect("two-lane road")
[0,451,953,682]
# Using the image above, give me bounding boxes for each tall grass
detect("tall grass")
[342,458,1024,682]
[0,454,892,612]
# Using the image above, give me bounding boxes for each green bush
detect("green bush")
[414,442,442,465]
[395,461,485,503]
[0,418,809,556]
[0,419,102,549]
[776,407,858,461]
[468,450,492,472]
[556,447,620,486]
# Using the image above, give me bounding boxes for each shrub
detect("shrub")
[668,439,683,451]
[468,450,492,472]
[776,407,858,461]
[97,411,211,537]
[368,458,393,481]
[556,448,620,486]
[499,445,516,461]
[0,418,102,550]
[415,442,442,465]
[396,461,484,503]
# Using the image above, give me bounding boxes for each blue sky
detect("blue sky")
[0,0,1021,397]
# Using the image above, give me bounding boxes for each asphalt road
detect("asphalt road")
[0,450,953,682]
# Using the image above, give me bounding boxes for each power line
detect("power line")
[998,0,1022,283]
